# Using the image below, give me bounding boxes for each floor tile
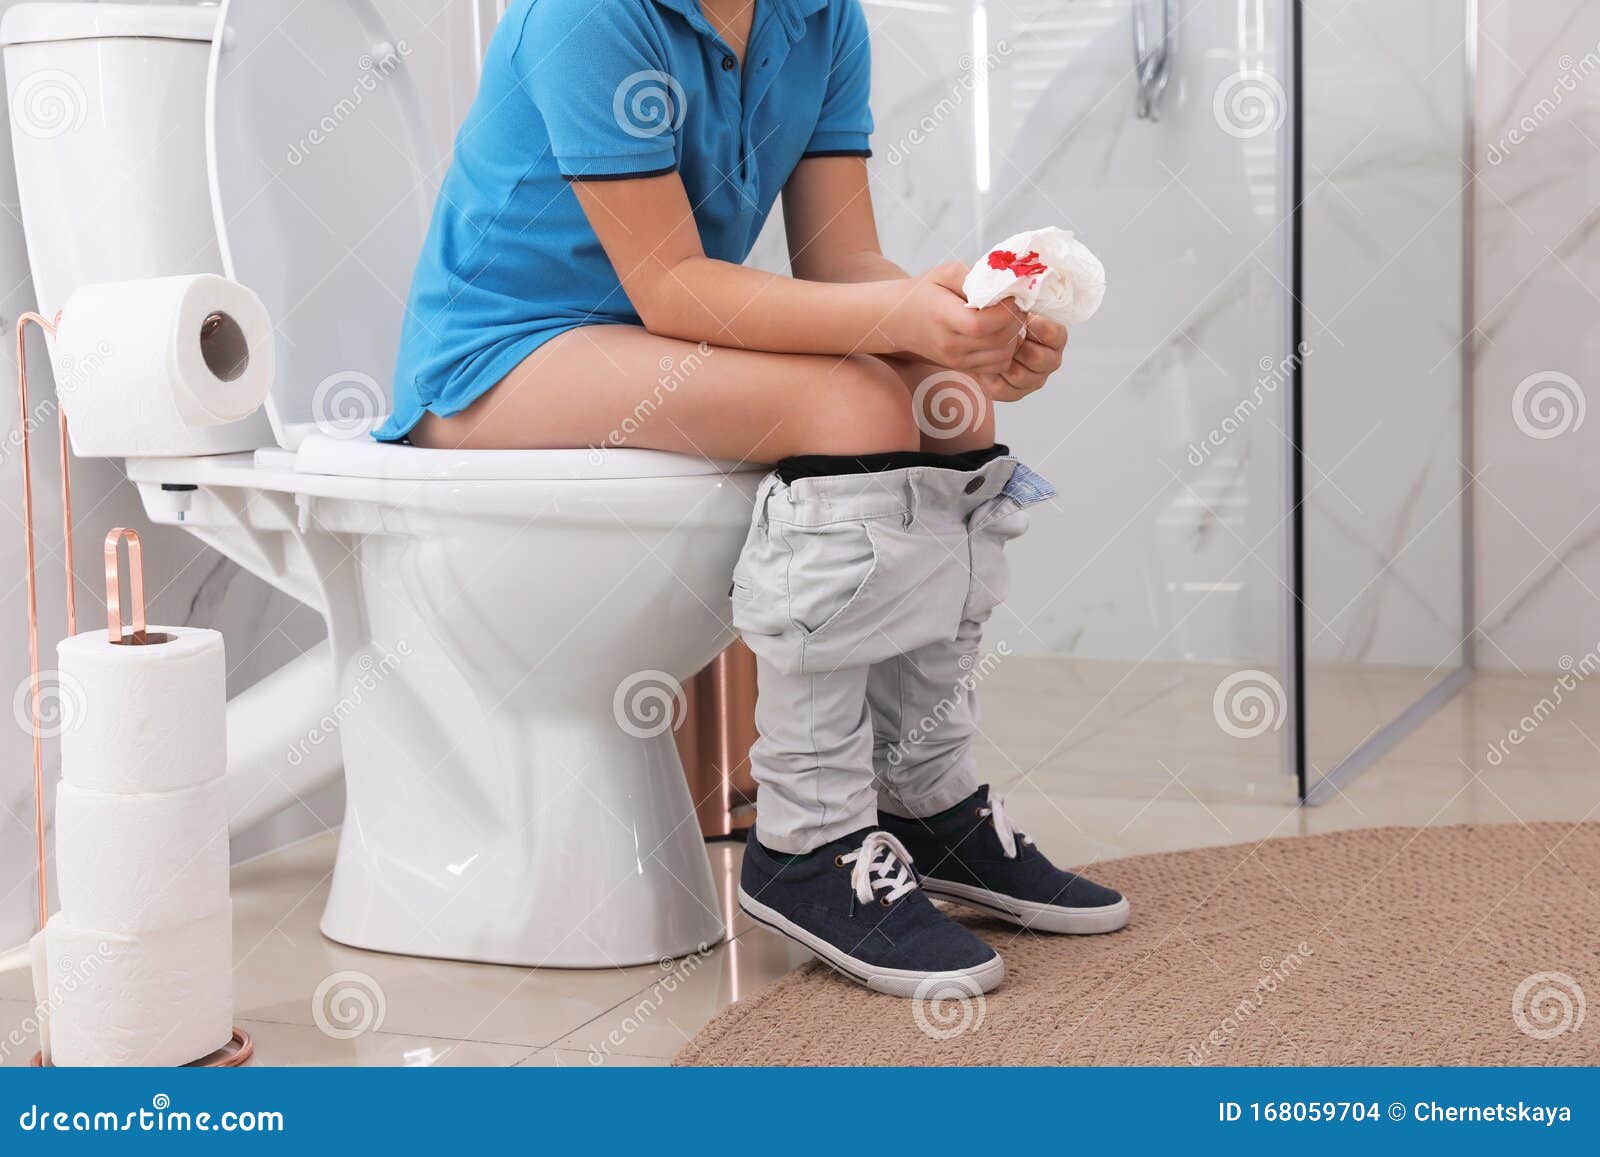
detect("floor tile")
[552,924,811,1061]
[3,662,1591,1067]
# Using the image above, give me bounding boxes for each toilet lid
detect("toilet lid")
[206,0,479,450]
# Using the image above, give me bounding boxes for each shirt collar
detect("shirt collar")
[649,0,828,32]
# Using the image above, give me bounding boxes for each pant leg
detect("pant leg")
[749,662,877,853]
[732,468,971,854]
[868,621,984,820]
[869,457,1052,820]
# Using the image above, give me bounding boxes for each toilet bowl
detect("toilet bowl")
[3,1,763,965]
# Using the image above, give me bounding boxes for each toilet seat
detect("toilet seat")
[292,435,754,482]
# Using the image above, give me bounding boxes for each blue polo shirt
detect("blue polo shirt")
[376,0,875,442]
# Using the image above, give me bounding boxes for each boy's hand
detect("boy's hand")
[883,263,1025,372]
[978,315,1068,401]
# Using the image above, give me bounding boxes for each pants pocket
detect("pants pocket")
[799,518,967,674]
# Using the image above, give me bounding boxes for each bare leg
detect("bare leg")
[411,325,922,461]
[878,356,998,453]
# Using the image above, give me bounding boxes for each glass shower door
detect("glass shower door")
[1296,0,1474,800]
[820,0,1302,818]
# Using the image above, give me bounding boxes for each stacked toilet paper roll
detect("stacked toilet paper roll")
[37,626,234,1067]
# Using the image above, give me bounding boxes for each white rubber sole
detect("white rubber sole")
[922,877,1131,935]
[737,886,1005,997]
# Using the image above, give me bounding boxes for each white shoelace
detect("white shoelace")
[979,796,1035,860]
[841,831,919,906]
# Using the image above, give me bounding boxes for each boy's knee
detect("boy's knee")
[802,357,920,456]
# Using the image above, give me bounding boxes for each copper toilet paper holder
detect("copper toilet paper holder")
[15,310,252,1068]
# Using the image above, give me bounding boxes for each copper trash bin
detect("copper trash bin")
[674,640,758,839]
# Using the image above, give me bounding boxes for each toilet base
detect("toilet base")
[318,715,729,969]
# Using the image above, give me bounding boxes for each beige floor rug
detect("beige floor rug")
[676,823,1600,1066]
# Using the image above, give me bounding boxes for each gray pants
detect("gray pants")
[731,456,1052,853]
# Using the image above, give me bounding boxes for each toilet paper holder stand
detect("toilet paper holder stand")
[15,310,253,1068]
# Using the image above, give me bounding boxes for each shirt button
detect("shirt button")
[964,477,985,495]
[722,54,737,71]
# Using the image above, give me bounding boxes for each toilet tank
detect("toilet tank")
[0,1,270,454]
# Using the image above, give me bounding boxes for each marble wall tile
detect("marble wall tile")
[1473,0,1600,673]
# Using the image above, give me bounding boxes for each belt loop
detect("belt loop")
[905,471,919,528]
[756,473,777,530]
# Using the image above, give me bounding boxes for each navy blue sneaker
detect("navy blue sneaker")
[738,828,1005,996]
[881,786,1130,934]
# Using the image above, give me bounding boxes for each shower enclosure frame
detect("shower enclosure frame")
[1285,0,1480,803]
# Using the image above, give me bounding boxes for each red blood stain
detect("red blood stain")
[987,249,1049,277]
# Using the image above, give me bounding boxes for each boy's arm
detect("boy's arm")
[572,171,1021,374]
[782,156,908,284]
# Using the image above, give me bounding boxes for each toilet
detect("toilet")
[2,1,762,966]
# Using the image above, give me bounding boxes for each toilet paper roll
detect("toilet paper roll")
[55,779,230,933]
[53,274,274,458]
[46,907,233,1068]
[57,627,226,794]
